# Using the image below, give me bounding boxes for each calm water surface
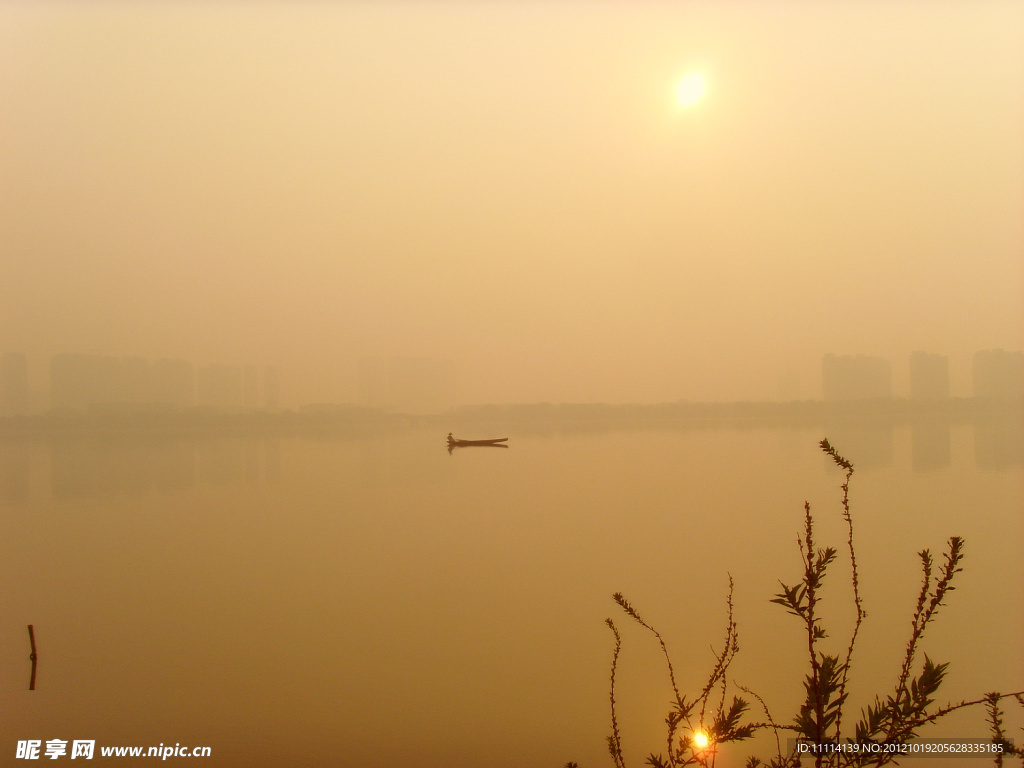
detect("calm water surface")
[2,421,1022,766]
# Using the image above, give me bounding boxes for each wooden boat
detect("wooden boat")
[447,433,508,447]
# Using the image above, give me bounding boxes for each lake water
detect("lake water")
[2,418,1022,766]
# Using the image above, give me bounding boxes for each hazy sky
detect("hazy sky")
[2,1,1022,405]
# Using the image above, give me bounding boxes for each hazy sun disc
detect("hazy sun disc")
[675,73,706,108]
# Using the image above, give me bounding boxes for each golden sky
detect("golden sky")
[2,1,1022,404]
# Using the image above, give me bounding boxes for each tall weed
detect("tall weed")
[570,439,1023,768]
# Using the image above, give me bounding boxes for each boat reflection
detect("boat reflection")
[446,433,509,454]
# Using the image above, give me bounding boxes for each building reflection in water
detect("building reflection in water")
[911,417,951,472]
[0,439,31,507]
[975,416,1024,470]
[46,436,281,500]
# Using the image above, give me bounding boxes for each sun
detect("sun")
[675,72,707,108]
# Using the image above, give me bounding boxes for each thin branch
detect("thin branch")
[738,683,785,764]
[607,618,626,768]
[819,439,863,742]
[614,593,684,708]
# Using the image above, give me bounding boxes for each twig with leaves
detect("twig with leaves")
[610,579,753,768]
[575,439,1024,768]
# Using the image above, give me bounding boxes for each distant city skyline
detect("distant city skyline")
[2,4,1021,407]
[2,347,1021,416]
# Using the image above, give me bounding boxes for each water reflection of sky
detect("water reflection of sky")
[0,418,1019,506]
[1,424,1021,767]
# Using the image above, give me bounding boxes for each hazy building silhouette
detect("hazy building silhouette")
[822,354,891,401]
[909,351,949,401]
[152,358,194,409]
[50,353,194,414]
[118,356,152,403]
[197,364,244,410]
[51,353,120,412]
[973,349,1024,402]
[264,366,280,411]
[1,352,29,416]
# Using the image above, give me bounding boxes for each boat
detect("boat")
[446,433,508,447]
